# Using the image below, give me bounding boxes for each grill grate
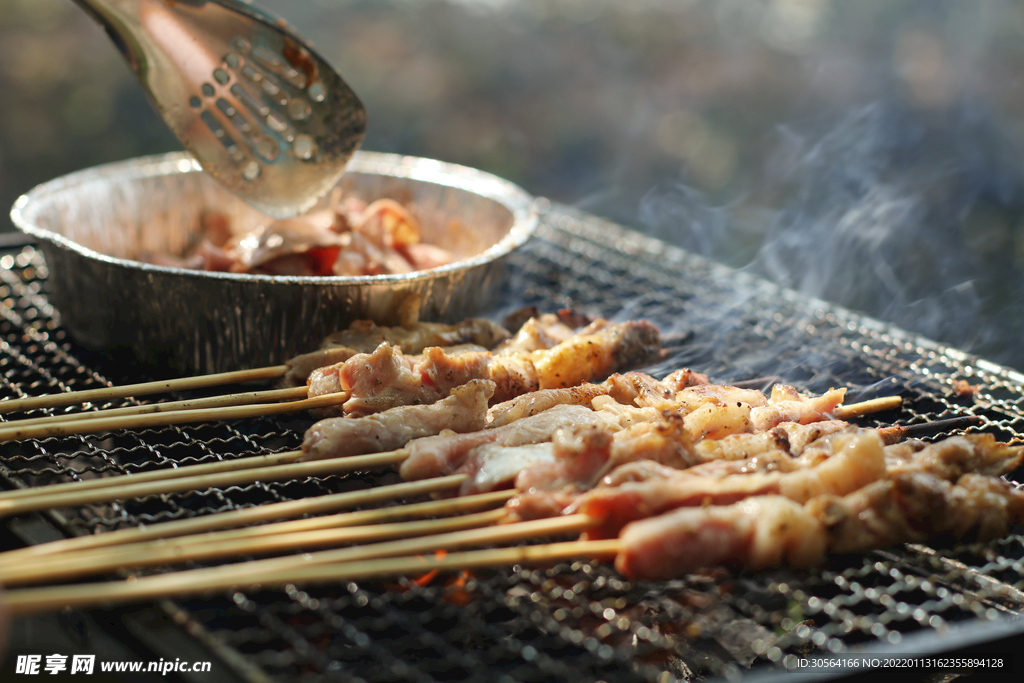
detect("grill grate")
[2,204,1024,681]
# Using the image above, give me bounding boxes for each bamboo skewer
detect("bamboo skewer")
[0,448,409,517]
[877,415,982,441]
[1,386,308,429]
[4,517,611,618]
[0,365,289,415]
[1,505,515,587]
[0,490,515,582]
[0,391,347,442]
[833,395,903,420]
[0,450,306,502]
[0,474,470,564]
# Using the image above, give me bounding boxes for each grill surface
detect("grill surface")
[1,204,1023,681]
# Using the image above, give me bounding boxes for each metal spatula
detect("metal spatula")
[71,0,367,218]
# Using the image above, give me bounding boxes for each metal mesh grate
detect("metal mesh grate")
[2,204,1024,682]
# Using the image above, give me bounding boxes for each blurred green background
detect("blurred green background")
[5,0,1024,368]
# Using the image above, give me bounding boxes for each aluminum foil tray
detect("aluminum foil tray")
[10,152,537,376]
[0,203,1022,682]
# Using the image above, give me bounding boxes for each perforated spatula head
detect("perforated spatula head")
[72,0,367,218]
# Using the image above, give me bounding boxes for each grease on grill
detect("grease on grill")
[2,208,1024,682]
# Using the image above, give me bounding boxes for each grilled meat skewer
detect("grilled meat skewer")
[305,319,661,417]
[616,468,1024,580]
[287,310,587,389]
[572,429,887,539]
[302,380,496,461]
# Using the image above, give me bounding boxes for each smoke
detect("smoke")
[639,101,1024,371]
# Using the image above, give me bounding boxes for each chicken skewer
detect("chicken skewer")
[305,318,661,417]
[616,467,1024,580]
[2,422,1009,606]
[0,385,900,512]
[0,314,513,416]
[0,312,589,441]
[0,380,497,506]
[9,441,1023,615]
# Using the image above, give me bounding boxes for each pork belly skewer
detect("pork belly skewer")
[0,421,986,597]
[0,321,557,432]
[517,419,1014,534]
[523,428,886,536]
[286,307,590,387]
[0,388,615,516]
[0,353,896,510]
[566,429,1024,578]
[0,394,900,519]
[5,429,1013,609]
[882,432,1023,479]
[402,373,895,489]
[280,315,513,387]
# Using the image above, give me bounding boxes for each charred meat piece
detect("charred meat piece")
[154,195,457,277]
